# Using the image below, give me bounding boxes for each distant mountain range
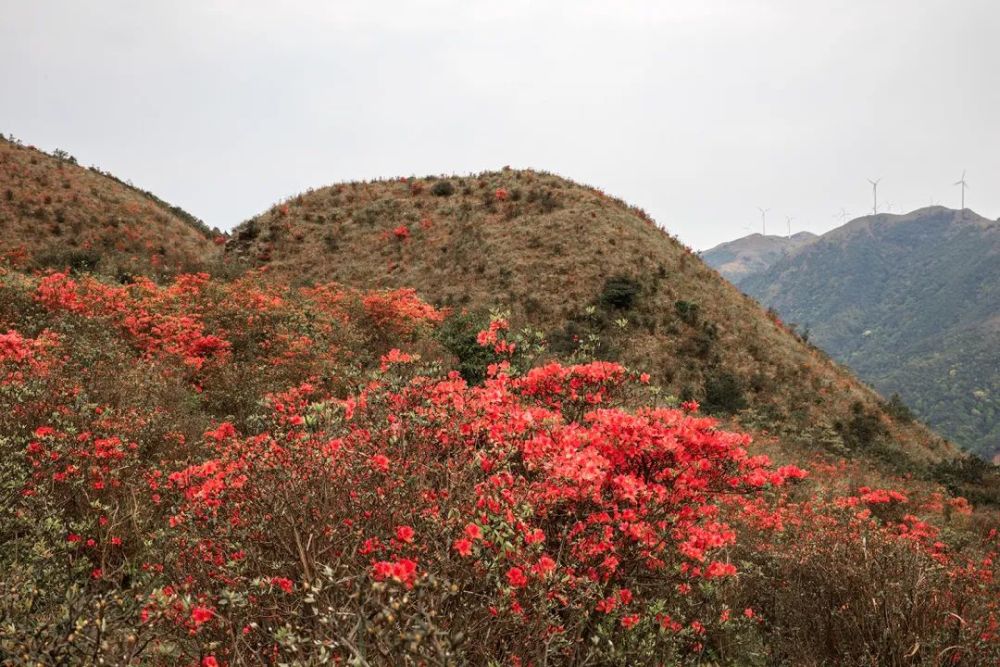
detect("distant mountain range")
[705,207,1000,459]
[702,231,817,283]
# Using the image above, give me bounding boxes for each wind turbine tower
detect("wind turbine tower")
[954,170,969,210]
[786,216,794,238]
[757,207,770,235]
[867,178,881,215]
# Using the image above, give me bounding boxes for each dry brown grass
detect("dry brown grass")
[0,137,221,277]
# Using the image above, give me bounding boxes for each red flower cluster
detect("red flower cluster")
[3,268,998,664]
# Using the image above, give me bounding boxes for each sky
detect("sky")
[2,1,998,250]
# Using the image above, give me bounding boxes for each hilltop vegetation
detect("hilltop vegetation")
[0,136,222,279]
[739,207,1000,460]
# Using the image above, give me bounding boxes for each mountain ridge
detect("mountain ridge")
[702,231,818,283]
[738,207,999,459]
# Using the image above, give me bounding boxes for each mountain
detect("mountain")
[4,153,1000,664]
[226,171,959,472]
[702,231,817,283]
[740,207,1000,459]
[0,136,221,277]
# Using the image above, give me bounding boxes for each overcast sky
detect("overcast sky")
[2,1,997,249]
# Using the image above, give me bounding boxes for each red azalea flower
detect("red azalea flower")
[453,537,473,557]
[506,567,528,588]
[464,523,482,540]
[270,576,294,593]
[370,454,390,473]
[621,614,641,629]
[191,606,215,626]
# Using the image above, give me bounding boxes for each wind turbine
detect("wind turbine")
[786,216,794,238]
[835,207,850,223]
[954,170,969,210]
[757,207,770,235]
[867,178,881,215]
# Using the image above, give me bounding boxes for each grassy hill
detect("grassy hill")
[0,136,221,278]
[702,231,817,283]
[226,170,960,473]
[740,207,1000,460]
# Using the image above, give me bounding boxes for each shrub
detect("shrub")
[526,188,561,213]
[600,275,641,310]
[675,300,700,325]
[885,393,914,423]
[837,401,886,449]
[33,248,102,273]
[0,267,998,664]
[702,370,747,414]
[236,219,259,241]
[737,518,963,665]
[437,311,496,383]
[431,180,455,197]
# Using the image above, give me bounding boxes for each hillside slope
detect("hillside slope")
[227,170,959,472]
[741,207,1000,459]
[702,231,817,283]
[0,136,220,277]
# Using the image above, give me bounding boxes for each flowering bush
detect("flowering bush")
[0,270,997,664]
[155,351,812,662]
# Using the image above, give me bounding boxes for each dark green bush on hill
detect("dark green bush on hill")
[702,370,747,414]
[437,311,495,384]
[599,276,641,310]
[675,300,699,325]
[837,401,886,449]
[431,180,455,197]
[885,393,915,423]
[930,456,1000,507]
